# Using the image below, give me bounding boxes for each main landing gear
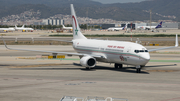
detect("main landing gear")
[114,63,123,69]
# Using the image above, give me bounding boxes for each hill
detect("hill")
[0,0,179,21]
[0,0,102,8]
[107,0,180,21]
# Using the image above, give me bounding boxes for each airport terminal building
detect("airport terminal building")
[102,22,179,30]
[42,19,64,25]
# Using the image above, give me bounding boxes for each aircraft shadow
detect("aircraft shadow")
[0,64,13,66]
[145,64,177,68]
[73,63,149,74]
[11,63,177,74]
[11,63,149,74]
[90,66,149,74]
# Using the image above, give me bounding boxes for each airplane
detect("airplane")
[0,28,15,32]
[107,23,128,31]
[62,25,73,30]
[15,25,34,32]
[2,4,179,73]
[137,21,163,30]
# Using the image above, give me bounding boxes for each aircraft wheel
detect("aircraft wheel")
[136,68,141,73]
[114,63,119,69]
[118,64,123,68]
[136,65,142,73]
[115,63,123,69]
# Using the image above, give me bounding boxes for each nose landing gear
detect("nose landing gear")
[136,65,141,73]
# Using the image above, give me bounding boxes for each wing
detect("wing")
[2,36,104,58]
[35,38,73,43]
[148,34,179,52]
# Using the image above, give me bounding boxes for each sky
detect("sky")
[91,0,147,4]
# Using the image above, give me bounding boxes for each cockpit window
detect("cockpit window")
[134,50,148,53]
[134,50,139,53]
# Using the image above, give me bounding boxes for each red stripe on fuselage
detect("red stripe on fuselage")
[74,48,145,60]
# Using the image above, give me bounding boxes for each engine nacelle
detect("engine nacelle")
[80,55,96,68]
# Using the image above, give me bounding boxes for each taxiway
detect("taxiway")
[0,45,180,101]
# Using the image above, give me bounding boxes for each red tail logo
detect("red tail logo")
[72,15,77,29]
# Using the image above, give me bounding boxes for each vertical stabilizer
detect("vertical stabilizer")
[71,4,87,40]
[22,25,25,28]
[155,21,163,29]
[175,34,179,47]
[15,25,17,28]
[123,23,128,30]
[62,25,65,28]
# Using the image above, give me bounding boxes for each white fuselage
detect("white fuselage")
[63,27,73,30]
[137,26,156,30]
[107,27,124,31]
[15,27,34,31]
[72,39,150,66]
[0,28,15,32]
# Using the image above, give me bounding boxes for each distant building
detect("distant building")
[102,23,136,29]
[42,19,64,25]
[122,23,136,30]
[102,24,115,29]
[135,23,147,29]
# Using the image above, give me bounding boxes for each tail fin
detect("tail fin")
[71,4,87,40]
[62,25,65,28]
[155,21,163,29]
[123,23,128,30]
[15,25,17,28]
[22,25,24,28]
[175,34,179,47]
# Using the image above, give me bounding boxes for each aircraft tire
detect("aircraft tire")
[115,63,122,69]
[114,63,119,69]
[118,64,123,68]
[136,68,141,73]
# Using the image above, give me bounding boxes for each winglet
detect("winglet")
[1,36,9,49]
[175,34,179,47]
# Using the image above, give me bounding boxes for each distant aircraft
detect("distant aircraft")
[62,25,73,30]
[15,25,34,32]
[0,28,15,32]
[2,4,179,73]
[107,23,128,31]
[137,21,163,30]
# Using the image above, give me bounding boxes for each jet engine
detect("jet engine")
[80,55,96,68]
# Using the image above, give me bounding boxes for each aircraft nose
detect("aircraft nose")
[144,53,150,60]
